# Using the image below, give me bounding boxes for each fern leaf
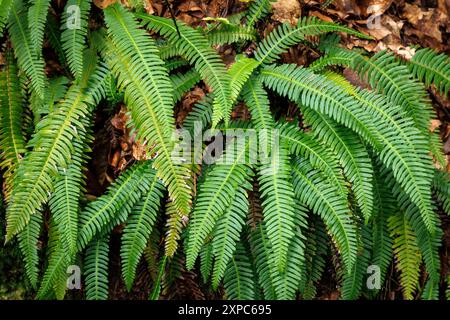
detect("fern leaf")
[257,142,296,271]
[261,64,436,234]
[388,213,421,300]
[5,68,105,241]
[18,213,42,289]
[211,186,249,289]
[61,0,91,79]
[370,166,394,289]
[0,52,26,200]
[103,5,192,219]
[254,17,370,65]
[49,135,89,256]
[341,224,372,299]
[242,76,275,129]
[77,161,156,250]
[223,242,256,300]
[28,0,51,53]
[408,48,450,97]
[186,141,253,269]
[291,159,357,272]
[84,234,110,300]
[36,219,71,300]
[8,0,46,98]
[245,0,272,27]
[120,174,164,291]
[250,223,277,299]
[302,108,373,221]
[138,13,232,127]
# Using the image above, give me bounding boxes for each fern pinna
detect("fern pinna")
[0,0,449,300]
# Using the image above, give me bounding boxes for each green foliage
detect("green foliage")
[408,48,450,97]
[0,2,448,301]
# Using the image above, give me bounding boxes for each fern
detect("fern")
[291,159,357,272]
[261,64,437,234]
[17,213,42,289]
[6,63,107,241]
[8,0,46,98]
[388,213,422,300]
[223,242,256,300]
[0,52,26,200]
[186,141,254,269]
[211,185,249,288]
[103,5,192,222]
[120,174,165,290]
[77,161,156,250]
[255,16,370,65]
[84,234,110,300]
[28,0,51,54]
[61,0,91,80]
[138,13,232,127]
[408,48,450,97]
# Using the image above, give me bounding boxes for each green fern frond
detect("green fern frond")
[245,0,272,27]
[49,134,89,256]
[370,166,394,290]
[408,48,450,97]
[5,62,107,241]
[200,241,213,283]
[171,70,201,103]
[206,24,256,46]
[242,76,275,129]
[277,122,348,197]
[258,142,296,272]
[36,219,71,300]
[182,94,213,133]
[299,216,328,299]
[120,174,164,291]
[103,5,192,219]
[341,224,372,299]
[291,158,357,272]
[28,0,51,53]
[0,52,26,200]
[84,234,110,300]
[260,64,436,234]
[77,161,156,250]
[6,86,94,241]
[8,0,46,98]
[186,141,254,269]
[388,213,421,300]
[433,170,450,214]
[17,213,42,289]
[211,186,249,289]
[138,13,232,127]
[0,0,13,34]
[223,242,256,300]
[254,17,370,65]
[61,0,92,80]
[271,203,308,299]
[229,56,259,102]
[302,108,373,221]
[250,223,276,299]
